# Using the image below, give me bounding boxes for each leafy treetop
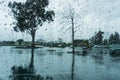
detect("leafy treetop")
[8,0,55,34]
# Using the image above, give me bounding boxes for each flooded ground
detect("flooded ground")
[0,46,120,80]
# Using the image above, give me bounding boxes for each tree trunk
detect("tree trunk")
[29,29,35,76]
[71,17,75,80]
[31,30,35,65]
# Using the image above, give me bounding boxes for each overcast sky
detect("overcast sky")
[0,0,120,42]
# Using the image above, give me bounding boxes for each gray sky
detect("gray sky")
[0,0,120,42]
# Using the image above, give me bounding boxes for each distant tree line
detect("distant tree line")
[89,30,104,46]
[89,30,120,46]
[109,32,120,44]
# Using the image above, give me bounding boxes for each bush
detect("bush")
[9,65,44,80]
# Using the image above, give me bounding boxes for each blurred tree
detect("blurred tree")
[89,30,104,46]
[109,33,114,44]
[109,32,120,44]
[103,39,108,45]
[59,0,88,79]
[10,65,44,80]
[114,32,119,44]
[8,0,55,75]
[89,36,95,47]
[94,30,104,45]
[59,1,88,79]
[8,0,55,47]
[17,39,24,46]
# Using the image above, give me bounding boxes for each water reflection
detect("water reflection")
[35,50,46,56]
[9,46,36,80]
[16,50,23,54]
[9,47,54,80]
[0,46,120,80]
[93,53,104,65]
[55,52,64,56]
[9,65,44,80]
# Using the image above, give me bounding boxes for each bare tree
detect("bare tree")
[58,1,88,80]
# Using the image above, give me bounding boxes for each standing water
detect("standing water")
[0,46,120,80]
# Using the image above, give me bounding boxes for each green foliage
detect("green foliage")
[89,30,104,45]
[94,30,104,45]
[8,0,55,34]
[10,65,44,80]
[17,39,24,45]
[103,39,108,45]
[109,32,120,44]
[89,36,95,47]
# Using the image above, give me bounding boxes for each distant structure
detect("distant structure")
[74,39,89,47]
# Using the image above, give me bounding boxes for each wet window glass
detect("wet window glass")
[0,0,120,80]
